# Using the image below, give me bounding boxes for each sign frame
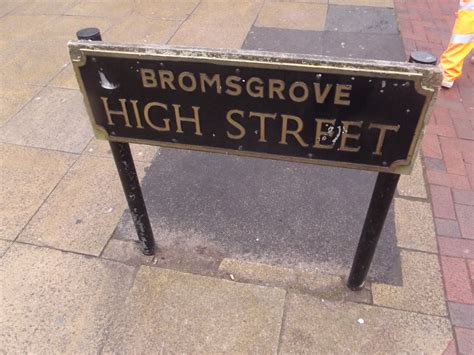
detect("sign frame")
[69,41,442,175]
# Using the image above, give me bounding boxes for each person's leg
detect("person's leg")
[439,7,474,88]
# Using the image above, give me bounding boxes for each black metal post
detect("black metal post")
[77,28,155,255]
[347,172,400,290]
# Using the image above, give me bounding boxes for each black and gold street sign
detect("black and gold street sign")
[69,42,441,174]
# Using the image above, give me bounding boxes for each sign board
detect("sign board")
[69,42,441,174]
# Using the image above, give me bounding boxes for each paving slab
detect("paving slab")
[397,154,427,199]
[132,0,199,20]
[321,31,406,60]
[219,258,372,303]
[169,1,261,48]
[11,0,76,15]
[448,302,474,329]
[372,250,447,316]
[0,239,12,257]
[103,266,286,353]
[255,2,328,31]
[394,198,437,252]
[64,1,133,18]
[325,4,398,33]
[84,138,159,163]
[0,243,135,353]
[105,17,181,45]
[280,292,452,353]
[0,143,76,241]
[17,155,146,256]
[114,148,402,284]
[0,87,93,153]
[0,82,41,124]
[49,64,78,90]
[329,0,394,7]
[243,27,323,55]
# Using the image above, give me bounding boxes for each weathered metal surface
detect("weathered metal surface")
[69,41,441,174]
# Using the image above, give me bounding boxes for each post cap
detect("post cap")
[409,51,437,65]
[76,27,101,41]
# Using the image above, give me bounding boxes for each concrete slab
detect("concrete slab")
[0,143,76,241]
[255,2,328,31]
[329,0,394,7]
[18,155,146,256]
[105,17,181,45]
[49,64,78,90]
[219,258,372,303]
[280,292,452,353]
[397,154,427,199]
[169,1,261,48]
[0,243,135,353]
[132,0,199,20]
[114,148,402,284]
[372,250,447,316]
[84,138,159,164]
[0,82,41,124]
[103,266,286,353]
[242,27,323,55]
[0,87,93,153]
[11,0,76,15]
[325,4,398,33]
[0,239,12,257]
[395,198,438,252]
[64,1,133,18]
[321,31,406,60]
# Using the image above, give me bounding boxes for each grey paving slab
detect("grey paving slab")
[243,26,405,61]
[280,292,452,353]
[242,27,323,55]
[0,87,93,153]
[114,148,402,284]
[0,243,135,353]
[321,31,406,60]
[103,266,286,353]
[325,4,399,33]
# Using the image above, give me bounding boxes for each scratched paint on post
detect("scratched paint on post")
[69,42,441,174]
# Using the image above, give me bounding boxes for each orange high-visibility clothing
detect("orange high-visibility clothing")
[440,0,474,81]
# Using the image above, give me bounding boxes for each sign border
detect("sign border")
[69,41,442,174]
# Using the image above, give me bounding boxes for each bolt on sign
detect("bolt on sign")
[69,42,441,174]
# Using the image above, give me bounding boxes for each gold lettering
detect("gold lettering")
[249,111,277,143]
[226,109,246,140]
[158,70,176,90]
[144,102,170,132]
[246,77,264,98]
[101,97,132,127]
[200,73,222,94]
[289,81,309,103]
[269,79,285,100]
[339,120,362,152]
[335,84,351,106]
[279,114,309,147]
[178,71,197,92]
[314,83,333,104]
[140,69,157,88]
[369,123,400,155]
[314,118,336,149]
[225,76,242,96]
[173,104,202,136]
[130,100,144,129]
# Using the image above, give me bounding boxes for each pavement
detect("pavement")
[0,0,472,353]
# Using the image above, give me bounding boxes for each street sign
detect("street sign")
[69,42,441,174]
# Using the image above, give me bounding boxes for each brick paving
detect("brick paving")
[394,0,474,352]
